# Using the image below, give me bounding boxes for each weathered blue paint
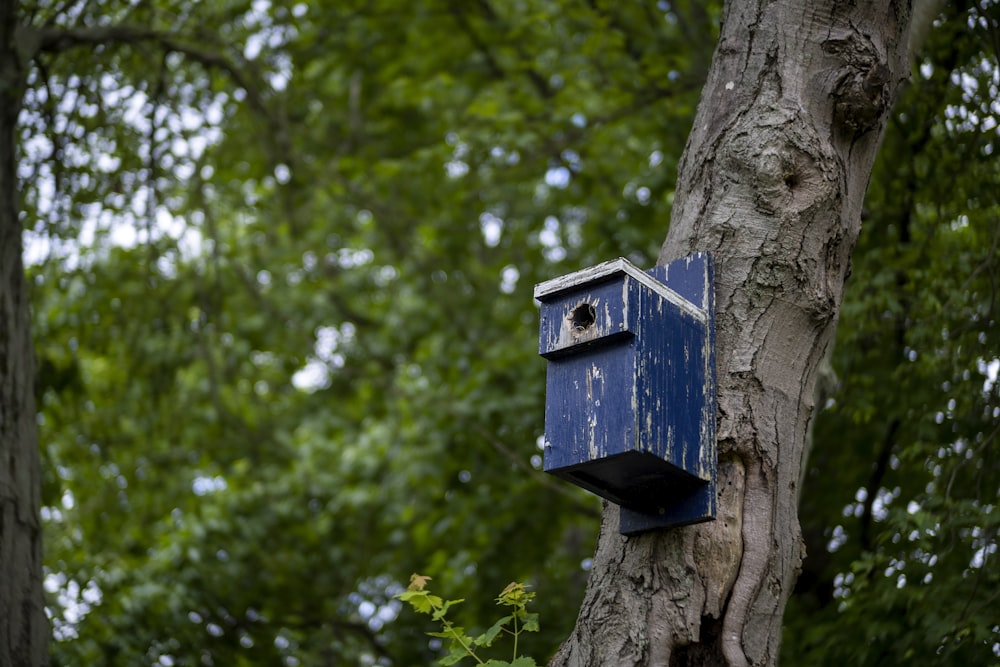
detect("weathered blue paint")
[534,253,716,535]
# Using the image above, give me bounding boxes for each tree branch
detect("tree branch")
[26,24,267,116]
[859,419,899,552]
[27,21,302,235]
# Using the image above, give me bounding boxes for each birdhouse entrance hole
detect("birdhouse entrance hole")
[570,303,596,332]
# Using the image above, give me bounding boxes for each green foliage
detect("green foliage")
[16,0,998,663]
[17,0,717,664]
[396,574,540,666]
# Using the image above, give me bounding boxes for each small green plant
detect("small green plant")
[396,574,540,666]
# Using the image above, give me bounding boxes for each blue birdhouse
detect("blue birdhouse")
[534,253,717,535]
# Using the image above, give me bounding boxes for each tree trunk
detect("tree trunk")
[551,2,912,665]
[1,1,48,664]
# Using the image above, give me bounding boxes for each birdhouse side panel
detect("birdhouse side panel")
[647,252,712,311]
[635,300,713,482]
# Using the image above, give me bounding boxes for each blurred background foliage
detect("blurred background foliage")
[13,0,997,664]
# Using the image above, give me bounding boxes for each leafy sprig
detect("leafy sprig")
[396,574,540,666]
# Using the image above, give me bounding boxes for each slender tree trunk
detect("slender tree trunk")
[1,1,48,664]
[551,2,912,665]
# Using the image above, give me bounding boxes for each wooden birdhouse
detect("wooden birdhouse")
[534,253,717,535]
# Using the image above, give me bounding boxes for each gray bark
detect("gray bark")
[551,2,912,665]
[1,1,48,665]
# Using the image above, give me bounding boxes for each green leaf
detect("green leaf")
[476,613,514,647]
[432,597,464,621]
[439,644,474,666]
[396,590,440,614]
[520,612,540,633]
[427,628,467,640]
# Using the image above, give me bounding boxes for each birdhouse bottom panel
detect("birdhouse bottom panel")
[547,452,708,513]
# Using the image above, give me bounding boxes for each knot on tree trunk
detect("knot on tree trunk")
[822,36,893,136]
[712,108,843,325]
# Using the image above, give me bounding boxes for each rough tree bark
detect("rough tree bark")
[551,2,912,666]
[1,1,48,665]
